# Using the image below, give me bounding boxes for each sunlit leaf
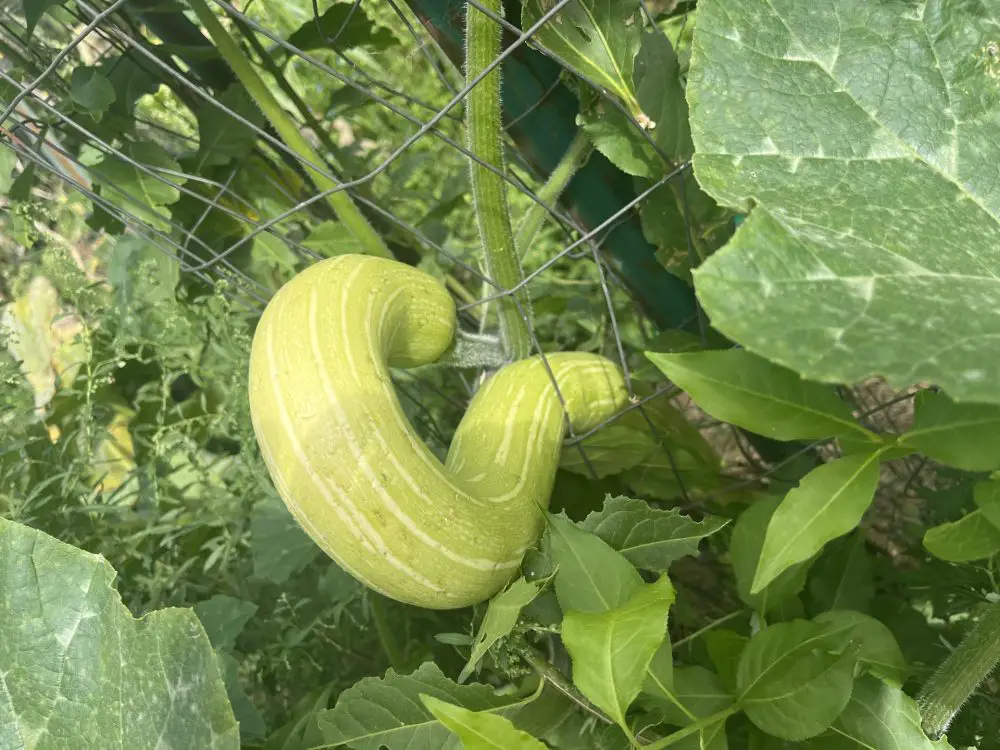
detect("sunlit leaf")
[421,696,547,750]
[562,576,675,731]
[646,350,867,441]
[753,452,882,594]
[687,0,1000,405]
[545,512,642,614]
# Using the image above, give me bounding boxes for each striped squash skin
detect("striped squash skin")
[248,255,629,609]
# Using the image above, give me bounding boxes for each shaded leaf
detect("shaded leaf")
[646,350,867,440]
[196,83,266,168]
[303,220,365,257]
[560,425,656,478]
[737,620,857,741]
[194,595,258,652]
[903,391,1000,471]
[0,517,239,747]
[923,510,1000,562]
[578,495,729,571]
[975,479,1000,532]
[562,576,675,730]
[687,0,1000,405]
[287,3,396,52]
[460,577,544,682]
[730,497,811,614]
[251,491,321,584]
[641,665,733,750]
[807,533,874,615]
[812,675,953,749]
[753,452,882,594]
[89,141,187,231]
[23,0,65,36]
[0,145,18,194]
[545,513,642,614]
[69,66,116,120]
[421,696,547,750]
[814,611,908,686]
[703,630,747,695]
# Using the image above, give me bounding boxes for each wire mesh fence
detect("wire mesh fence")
[0,0,938,528]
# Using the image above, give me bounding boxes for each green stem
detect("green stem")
[465,0,532,360]
[515,130,592,260]
[918,599,1000,740]
[672,610,745,651]
[370,594,405,672]
[186,0,392,259]
[643,705,740,750]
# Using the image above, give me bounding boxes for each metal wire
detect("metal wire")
[0,0,939,512]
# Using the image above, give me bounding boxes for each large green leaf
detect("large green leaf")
[545,513,643,614]
[578,495,729,572]
[687,0,1000,405]
[460,577,544,682]
[0,517,239,748]
[562,577,675,731]
[316,662,539,750]
[646,350,868,441]
[421,696,547,750]
[522,0,644,116]
[195,83,266,169]
[753,452,882,594]
[901,391,1000,471]
[737,620,857,741]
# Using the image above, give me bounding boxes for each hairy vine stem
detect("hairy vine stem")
[186,0,392,259]
[465,0,532,360]
[918,598,1000,740]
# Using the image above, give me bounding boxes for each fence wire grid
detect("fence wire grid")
[0,0,939,536]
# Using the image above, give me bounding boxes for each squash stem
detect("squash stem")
[186,0,392,259]
[465,0,532,360]
[918,599,1000,740]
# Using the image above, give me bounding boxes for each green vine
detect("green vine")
[918,599,1000,740]
[464,0,532,361]
[185,0,392,259]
